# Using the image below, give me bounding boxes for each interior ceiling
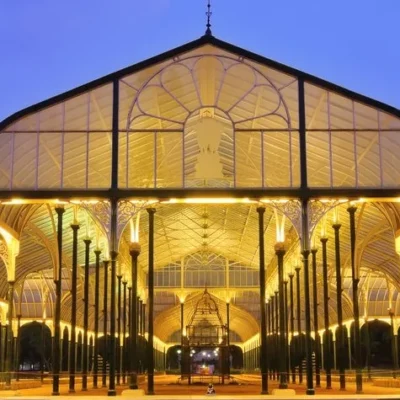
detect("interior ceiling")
[0,40,400,343]
[0,200,399,342]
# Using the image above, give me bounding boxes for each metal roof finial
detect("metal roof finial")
[205,0,212,36]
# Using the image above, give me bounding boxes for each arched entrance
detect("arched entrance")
[19,322,51,374]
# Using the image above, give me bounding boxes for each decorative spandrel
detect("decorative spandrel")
[186,289,227,347]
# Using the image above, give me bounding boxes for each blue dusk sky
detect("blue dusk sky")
[0,0,399,122]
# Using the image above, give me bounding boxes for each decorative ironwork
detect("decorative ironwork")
[0,238,9,268]
[269,199,302,237]
[186,289,227,347]
[205,0,212,36]
[308,199,343,239]
[80,200,111,242]
[117,200,159,244]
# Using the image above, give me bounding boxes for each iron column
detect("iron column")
[82,238,91,391]
[102,260,109,388]
[93,248,101,388]
[257,207,268,394]
[52,206,65,396]
[147,208,156,395]
[311,248,321,388]
[348,205,363,394]
[295,266,302,384]
[289,273,296,383]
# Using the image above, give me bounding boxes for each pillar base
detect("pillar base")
[272,388,296,396]
[121,389,145,397]
[51,392,60,396]
[260,390,269,395]
[107,389,117,396]
[306,388,315,395]
[68,389,75,393]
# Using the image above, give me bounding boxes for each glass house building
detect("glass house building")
[0,32,400,395]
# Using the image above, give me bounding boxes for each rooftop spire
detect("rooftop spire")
[205,0,212,36]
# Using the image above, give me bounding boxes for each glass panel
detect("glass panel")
[128,132,155,188]
[64,93,89,131]
[38,132,62,189]
[306,131,331,187]
[331,131,356,187]
[381,130,400,187]
[39,103,63,131]
[235,131,262,188]
[88,132,111,188]
[355,131,381,187]
[63,132,87,188]
[305,83,328,129]
[12,132,37,189]
[0,133,12,188]
[156,132,183,188]
[263,131,298,187]
[89,84,113,130]
[354,102,378,130]
[328,92,353,129]
[118,133,127,188]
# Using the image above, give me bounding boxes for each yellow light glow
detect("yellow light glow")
[332,207,340,225]
[165,198,254,204]
[130,212,141,243]
[260,198,289,204]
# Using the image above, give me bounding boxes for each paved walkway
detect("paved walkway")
[0,374,399,398]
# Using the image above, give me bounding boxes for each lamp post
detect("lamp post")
[129,242,141,389]
[122,277,127,383]
[288,273,295,383]
[320,235,331,389]
[311,247,321,388]
[332,218,346,390]
[295,266,302,384]
[348,205,363,394]
[275,242,287,389]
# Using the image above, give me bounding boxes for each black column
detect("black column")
[122,280,127,384]
[257,207,268,394]
[270,294,275,380]
[289,273,296,383]
[226,302,230,377]
[129,243,140,389]
[102,260,109,388]
[5,281,15,388]
[390,310,399,378]
[275,290,279,380]
[15,314,21,381]
[295,266,302,384]
[117,274,122,385]
[311,248,321,388]
[332,222,346,389]
[348,206,363,394]
[142,303,146,337]
[147,208,156,395]
[93,249,101,388]
[320,237,331,389]
[52,206,65,396]
[284,279,289,383]
[180,301,184,377]
[302,249,314,395]
[276,244,287,389]
[108,250,118,395]
[82,238,91,391]
[69,223,80,392]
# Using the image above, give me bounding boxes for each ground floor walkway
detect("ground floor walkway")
[0,374,400,398]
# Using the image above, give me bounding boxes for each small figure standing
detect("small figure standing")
[207,383,216,395]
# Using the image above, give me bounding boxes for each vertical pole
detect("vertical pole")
[332,222,346,389]
[52,206,65,395]
[320,237,331,389]
[270,294,275,380]
[147,208,156,395]
[275,290,279,380]
[93,249,101,388]
[289,273,296,383]
[364,320,372,380]
[5,281,15,388]
[102,260,109,388]
[348,205,363,394]
[142,303,146,337]
[311,248,321,388]
[227,302,230,377]
[276,245,287,389]
[257,206,268,394]
[127,286,132,377]
[15,315,21,381]
[129,244,140,389]
[284,280,289,383]
[122,280,127,384]
[82,238,91,391]
[117,275,122,385]
[108,249,118,396]
[301,200,314,395]
[295,267,302,384]
[390,311,399,378]
[180,302,184,377]
[69,223,79,393]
